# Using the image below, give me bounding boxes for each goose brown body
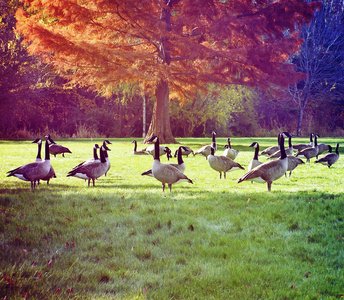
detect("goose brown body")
[223,138,239,160]
[315,143,339,168]
[295,135,319,162]
[46,135,71,157]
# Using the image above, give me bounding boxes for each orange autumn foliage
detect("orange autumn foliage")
[16,0,320,141]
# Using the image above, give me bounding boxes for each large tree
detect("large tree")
[16,0,319,143]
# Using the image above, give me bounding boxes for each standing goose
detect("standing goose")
[72,144,100,170]
[33,138,56,185]
[67,145,108,186]
[267,135,294,159]
[237,132,292,191]
[292,133,314,152]
[147,136,193,192]
[102,140,112,176]
[142,142,170,158]
[248,142,263,171]
[286,156,304,177]
[315,143,339,168]
[132,140,149,155]
[295,134,319,162]
[223,137,239,160]
[174,146,194,157]
[194,131,217,158]
[7,138,51,190]
[207,147,244,179]
[46,134,72,157]
[141,146,186,177]
[316,136,330,156]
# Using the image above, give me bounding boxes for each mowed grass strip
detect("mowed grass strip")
[0,137,343,299]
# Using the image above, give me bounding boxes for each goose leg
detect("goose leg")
[267,182,272,192]
[92,179,95,187]
[168,184,172,192]
[224,172,226,179]
[162,183,165,192]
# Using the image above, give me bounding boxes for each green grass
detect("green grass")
[0,137,343,299]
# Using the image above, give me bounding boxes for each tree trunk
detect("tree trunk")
[144,79,177,144]
[297,107,304,137]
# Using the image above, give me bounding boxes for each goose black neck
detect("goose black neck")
[44,139,50,160]
[288,136,292,148]
[100,147,106,163]
[210,147,215,156]
[37,141,42,160]
[228,139,231,149]
[314,135,318,146]
[133,140,137,151]
[211,132,216,150]
[154,137,160,161]
[336,143,339,154]
[177,147,184,165]
[93,146,99,160]
[279,134,287,159]
[310,134,313,143]
[254,144,259,160]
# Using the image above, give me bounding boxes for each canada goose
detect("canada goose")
[286,156,304,177]
[132,140,149,155]
[259,143,280,156]
[67,145,108,186]
[174,146,194,157]
[71,144,100,170]
[315,143,339,168]
[267,135,294,159]
[102,140,112,176]
[223,138,239,160]
[207,147,244,179]
[45,134,72,157]
[142,146,186,177]
[316,139,330,156]
[7,138,51,190]
[194,131,217,159]
[147,136,193,192]
[292,133,314,152]
[295,134,319,162]
[33,138,56,185]
[248,142,263,171]
[237,132,292,191]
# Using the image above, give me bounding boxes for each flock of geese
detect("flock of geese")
[6,132,340,192]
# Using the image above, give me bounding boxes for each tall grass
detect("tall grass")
[0,137,343,299]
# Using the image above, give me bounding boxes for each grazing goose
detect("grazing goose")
[286,156,304,177]
[295,134,319,162]
[46,134,72,157]
[293,133,314,152]
[267,135,294,159]
[223,137,239,160]
[237,132,292,191]
[132,140,149,155]
[142,142,170,158]
[259,143,280,156]
[147,136,193,192]
[102,140,112,175]
[142,146,186,177]
[33,138,56,185]
[315,143,339,168]
[71,144,100,170]
[194,131,217,159]
[207,147,244,179]
[316,137,330,156]
[67,145,108,186]
[174,146,194,157]
[7,138,51,190]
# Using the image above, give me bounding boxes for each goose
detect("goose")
[248,142,263,171]
[132,140,149,155]
[237,132,292,191]
[316,136,330,156]
[315,143,339,168]
[223,137,239,160]
[7,138,51,190]
[142,146,186,177]
[32,138,56,185]
[102,140,112,175]
[174,146,194,157]
[259,143,280,156]
[194,131,217,159]
[295,134,319,162]
[142,143,172,160]
[207,146,244,179]
[267,135,294,159]
[45,134,72,157]
[293,133,314,152]
[147,136,193,192]
[67,145,108,186]
[71,144,100,170]
[286,156,304,177]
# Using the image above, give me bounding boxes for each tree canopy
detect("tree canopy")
[16,0,320,142]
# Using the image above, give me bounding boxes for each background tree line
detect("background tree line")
[1,0,344,139]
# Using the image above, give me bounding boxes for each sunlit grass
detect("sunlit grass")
[1,137,344,299]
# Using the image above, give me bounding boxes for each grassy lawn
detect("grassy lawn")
[0,137,343,299]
